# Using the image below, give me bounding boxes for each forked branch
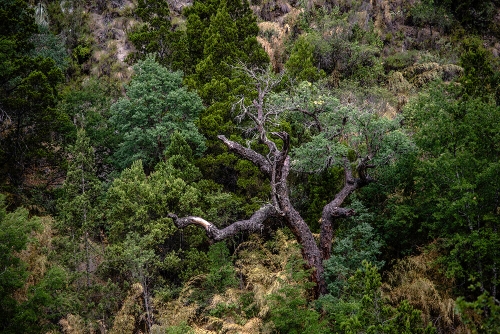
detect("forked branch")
[218,135,272,176]
[319,156,375,259]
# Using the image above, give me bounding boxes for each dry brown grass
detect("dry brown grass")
[14,216,53,302]
[383,245,468,333]
[257,21,288,72]
[152,275,203,331]
[234,231,304,317]
[404,62,463,87]
[59,314,87,334]
[87,3,134,82]
[109,283,144,334]
[256,7,303,71]
[152,232,303,333]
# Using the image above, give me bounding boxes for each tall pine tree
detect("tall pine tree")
[127,0,188,71]
[0,0,72,205]
[182,0,270,200]
[57,129,101,288]
[58,129,101,235]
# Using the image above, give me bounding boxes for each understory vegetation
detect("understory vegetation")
[1,0,499,332]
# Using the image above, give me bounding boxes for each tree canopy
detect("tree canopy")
[109,56,206,171]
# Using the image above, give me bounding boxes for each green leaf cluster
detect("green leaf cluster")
[319,261,435,334]
[109,56,206,171]
[0,0,72,204]
[127,0,188,70]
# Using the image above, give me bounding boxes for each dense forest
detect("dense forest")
[1,0,500,332]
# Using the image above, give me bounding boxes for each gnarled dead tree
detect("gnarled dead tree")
[169,66,383,296]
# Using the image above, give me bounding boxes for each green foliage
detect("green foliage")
[13,266,68,333]
[456,292,500,333]
[165,322,195,334]
[205,242,238,292]
[58,78,117,175]
[459,36,500,102]
[46,0,90,42]
[323,199,384,297]
[292,9,384,85]
[29,26,69,72]
[127,0,188,70]
[72,43,92,65]
[0,195,41,331]
[268,283,328,334]
[104,160,180,250]
[101,159,190,327]
[109,56,206,171]
[0,196,69,333]
[291,167,344,230]
[185,2,268,104]
[285,81,408,173]
[0,0,72,203]
[2,0,500,330]
[179,248,209,281]
[409,0,452,33]
[285,36,326,83]
[267,253,328,334]
[180,0,271,203]
[184,0,268,79]
[102,137,244,287]
[318,261,435,333]
[0,0,37,53]
[397,82,500,296]
[435,0,499,33]
[58,129,102,235]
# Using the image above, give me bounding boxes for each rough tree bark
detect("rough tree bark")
[168,67,375,297]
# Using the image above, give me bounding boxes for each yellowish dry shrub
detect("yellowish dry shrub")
[383,246,468,333]
[152,275,204,330]
[413,70,442,87]
[387,71,412,93]
[374,11,385,35]
[383,103,398,118]
[441,64,464,81]
[153,232,302,332]
[234,231,303,317]
[404,62,464,87]
[405,62,441,77]
[397,94,409,112]
[14,216,53,302]
[59,314,87,334]
[109,283,144,334]
[383,0,392,26]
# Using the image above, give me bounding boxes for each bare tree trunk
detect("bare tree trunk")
[280,195,327,295]
[141,271,153,333]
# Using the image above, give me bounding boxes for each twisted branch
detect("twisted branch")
[168,204,278,242]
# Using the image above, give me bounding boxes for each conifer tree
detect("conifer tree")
[0,0,71,203]
[128,0,188,70]
[109,56,206,172]
[185,0,268,104]
[0,195,41,331]
[184,0,267,80]
[58,129,101,235]
[182,0,269,200]
[57,129,101,287]
[285,36,325,83]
